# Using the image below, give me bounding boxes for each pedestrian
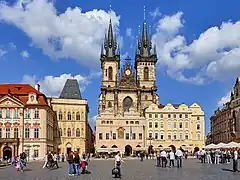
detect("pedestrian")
[233,148,238,172]
[160,149,167,168]
[175,148,183,168]
[114,152,124,178]
[73,151,81,176]
[169,150,175,168]
[42,153,48,169]
[61,153,65,162]
[206,150,212,164]
[156,151,161,167]
[53,152,59,168]
[67,151,74,176]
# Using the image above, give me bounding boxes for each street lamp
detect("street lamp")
[147,135,154,154]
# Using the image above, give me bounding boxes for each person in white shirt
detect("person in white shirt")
[169,150,175,167]
[42,153,48,169]
[160,150,167,168]
[175,148,183,168]
[114,152,124,178]
[206,150,212,164]
[233,149,238,172]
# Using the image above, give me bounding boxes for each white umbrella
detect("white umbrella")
[224,142,240,148]
[215,143,226,149]
[205,143,217,149]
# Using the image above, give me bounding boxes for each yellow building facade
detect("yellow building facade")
[145,103,205,153]
[50,79,92,155]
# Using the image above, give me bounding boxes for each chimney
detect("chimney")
[34,84,40,91]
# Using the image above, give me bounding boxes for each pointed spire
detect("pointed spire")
[108,19,113,46]
[154,44,157,55]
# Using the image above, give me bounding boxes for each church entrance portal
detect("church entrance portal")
[125,145,132,156]
[3,146,12,160]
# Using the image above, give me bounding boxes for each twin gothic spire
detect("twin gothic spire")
[101,6,157,58]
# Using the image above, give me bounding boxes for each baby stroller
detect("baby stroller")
[81,160,91,174]
[112,167,119,178]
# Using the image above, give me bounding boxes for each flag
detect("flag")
[130,126,132,139]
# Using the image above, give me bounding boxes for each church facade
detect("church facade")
[95,16,159,155]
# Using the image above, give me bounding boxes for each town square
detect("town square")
[0,0,240,179]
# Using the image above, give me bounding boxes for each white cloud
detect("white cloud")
[126,28,132,37]
[20,50,29,58]
[9,42,16,50]
[0,48,7,57]
[22,72,100,97]
[149,7,161,19]
[0,0,120,67]
[152,12,240,84]
[217,91,231,107]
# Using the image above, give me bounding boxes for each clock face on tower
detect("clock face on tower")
[125,69,131,76]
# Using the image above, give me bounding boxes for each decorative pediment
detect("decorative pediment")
[13,122,20,127]
[33,122,40,128]
[0,95,24,107]
[27,93,38,104]
[4,121,12,128]
[119,64,137,88]
[24,122,31,127]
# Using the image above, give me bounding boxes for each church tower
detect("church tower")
[135,7,158,90]
[100,19,120,88]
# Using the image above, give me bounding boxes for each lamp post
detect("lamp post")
[147,135,154,155]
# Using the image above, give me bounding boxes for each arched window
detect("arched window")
[76,128,80,137]
[67,128,71,137]
[123,96,133,112]
[144,67,149,80]
[58,111,62,121]
[67,112,71,120]
[108,66,113,80]
[108,101,112,108]
[76,112,80,120]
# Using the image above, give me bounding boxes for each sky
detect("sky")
[0,0,239,134]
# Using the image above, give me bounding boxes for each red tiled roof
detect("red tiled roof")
[0,84,42,95]
[0,84,48,105]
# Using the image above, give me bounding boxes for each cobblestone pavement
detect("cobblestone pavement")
[0,159,240,180]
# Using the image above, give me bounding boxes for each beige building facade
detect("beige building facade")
[145,103,205,153]
[0,84,57,160]
[50,79,92,155]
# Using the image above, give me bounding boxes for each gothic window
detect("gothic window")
[108,66,113,80]
[67,128,71,137]
[144,67,149,80]
[76,112,80,120]
[58,111,62,121]
[123,96,133,112]
[67,112,71,120]
[108,101,112,108]
[76,128,80,137]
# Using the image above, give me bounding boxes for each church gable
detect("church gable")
[119,62,137,88]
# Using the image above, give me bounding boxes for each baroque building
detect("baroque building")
[0,84,58,160]
[50,79,93,155]
[145,103,205,153]
[96,16,159,155]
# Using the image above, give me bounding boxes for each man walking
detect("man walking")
[175,148,183,168]
[169,150,175,168]
[233,148,238,172]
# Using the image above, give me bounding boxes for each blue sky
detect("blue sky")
[0,0,239,134]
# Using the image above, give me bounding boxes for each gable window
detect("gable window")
[14,109,18,119]
[58,111,63,120]
[76,112,80,120]
[14,128,18,138]
[108,66,113,80]
[67,112,71,120]
[6,109,10,118]
[6,128,10,138]
[34,128,39,138]
[25,128,30,138]
[34,108,39,119]
[144,67,149,80]
[25,109,30,119]
[76,128,80,137]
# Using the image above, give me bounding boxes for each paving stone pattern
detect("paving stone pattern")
[0,159,240,180]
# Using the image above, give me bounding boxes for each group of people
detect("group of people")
[67,151,90,176]
[197,148,239,172]
[13,152,27,172]
[42,151,59,169]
